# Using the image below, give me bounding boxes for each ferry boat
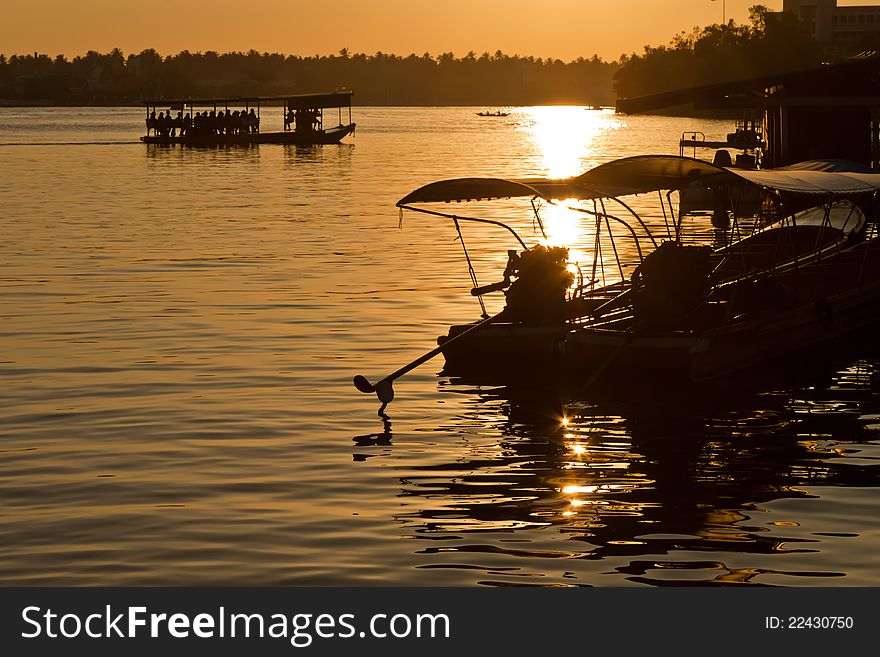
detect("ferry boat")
[141,91,355,146]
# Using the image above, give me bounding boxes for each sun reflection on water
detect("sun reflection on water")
[539,200,584,248]
[515,108,626,286]
[521,106,616,179]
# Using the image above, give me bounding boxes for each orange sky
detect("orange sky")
[3,1,879,61]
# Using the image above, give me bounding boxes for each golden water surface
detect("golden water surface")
[1,107,879,585]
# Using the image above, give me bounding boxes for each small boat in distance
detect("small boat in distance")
[141,91,355,146]
[477,110,510,117]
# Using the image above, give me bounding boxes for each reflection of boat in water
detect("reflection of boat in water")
[353,354,880,585]
[476,110,510,117]
[354,155,880,410]
[141,91,356,146]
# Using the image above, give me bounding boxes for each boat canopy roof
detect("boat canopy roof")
[396,155,880,205]
[144,91,352,109]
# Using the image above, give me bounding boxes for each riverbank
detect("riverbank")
[0,98,740,118]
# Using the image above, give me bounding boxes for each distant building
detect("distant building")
[782,0,880,44]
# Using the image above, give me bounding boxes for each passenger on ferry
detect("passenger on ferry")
[172,111,183,138]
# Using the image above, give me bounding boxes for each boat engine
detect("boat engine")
[631,241,713,329]
[498,245,574,325]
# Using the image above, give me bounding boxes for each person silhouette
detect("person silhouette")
[172,110,183,138]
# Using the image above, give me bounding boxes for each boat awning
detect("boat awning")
[396,177,586,204]
[731,159,880,195]
[283,92,353,109]
[397,155,880,206]
[731,168,880,195]
[573,155,732,198]
[397,155,734,205]
[143,91,352,109]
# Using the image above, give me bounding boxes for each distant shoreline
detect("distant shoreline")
[0,99,611,108]
[0,100,738,118]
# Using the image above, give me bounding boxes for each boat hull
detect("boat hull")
[439,323,567,374]
[691,279,880,380]
[141,123,355,146]
[440,240,880,385]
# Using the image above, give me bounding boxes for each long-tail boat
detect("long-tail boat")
[354,155,880,412]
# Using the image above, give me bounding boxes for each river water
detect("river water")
[1,106,879,586]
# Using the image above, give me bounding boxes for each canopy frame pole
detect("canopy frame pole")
[670,191,683,244]
[667,192,679,241]
[544,183,657,250]
[729,187,744,247]
[600,197,625,281]
[814,197,833,262]
[566,203,645,263]
[792,203,802,300]
[530,197,547,239]
[839,198,857,235]
[856,191,878,288]
[605,194,658,249]
[397,204,529,250]
[452,217,488,318]
[725,187,734,245]
[756,191,786,273]
[658,191,673,240]
[590,201,602,290]
[596,211,607,289]
[728,184,747,248]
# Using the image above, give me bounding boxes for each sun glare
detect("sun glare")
[562,485,599,495]
[519,108,624,286]
[540,200,584,248]
[522,106,615,178]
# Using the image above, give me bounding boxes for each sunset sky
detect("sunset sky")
[4,0,880,61]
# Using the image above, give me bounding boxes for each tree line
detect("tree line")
[0,6,873,108]
[0,48,618,106]
[613,5,822,100]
